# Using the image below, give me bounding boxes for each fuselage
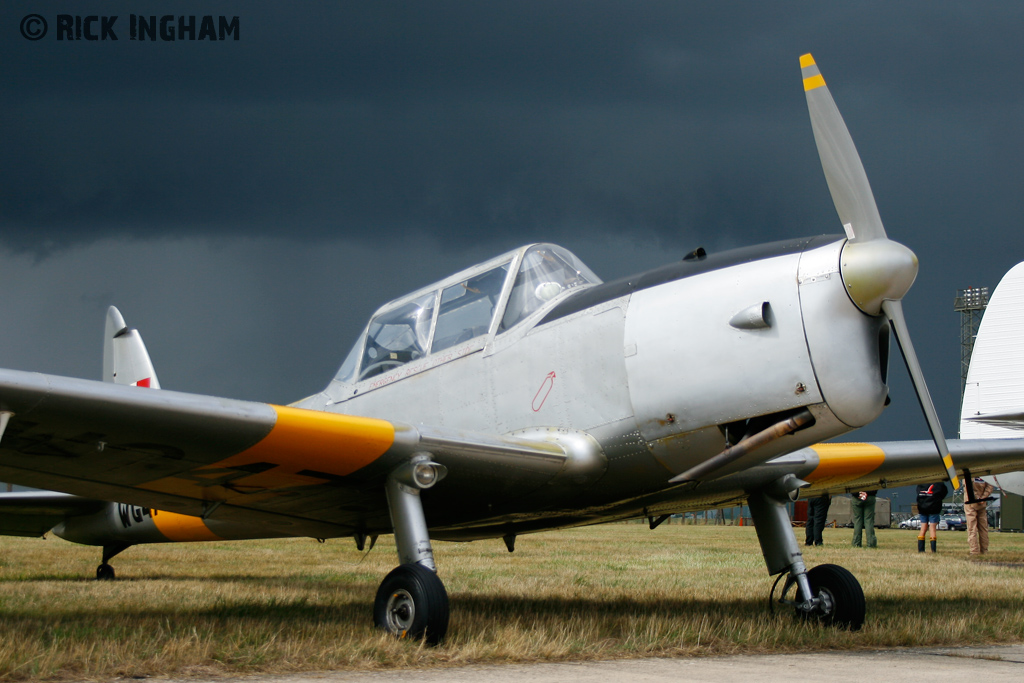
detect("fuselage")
[291,236,890,535]
[53,502,286,545]
[50,236,893,547]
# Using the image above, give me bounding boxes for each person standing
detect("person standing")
[916,481,948,552]
[851,490,877,548]
[964,478,995,555]
[805,492,831,546]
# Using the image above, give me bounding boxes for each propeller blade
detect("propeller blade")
[881,299,961,489]
[802,54,954,485]
[801,54,886,243]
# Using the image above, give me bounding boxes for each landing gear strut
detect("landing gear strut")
[749,478,865,631]
[373,456,449,644]
[96,543,131,581]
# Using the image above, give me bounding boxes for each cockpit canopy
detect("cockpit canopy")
[335,244,600,384]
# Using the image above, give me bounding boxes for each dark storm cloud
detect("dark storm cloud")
[2,1,1024,445]
[4,2,1022,255]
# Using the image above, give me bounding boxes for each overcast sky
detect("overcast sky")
[3,2,1024,447]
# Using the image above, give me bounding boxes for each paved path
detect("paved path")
[175,645,1024,683]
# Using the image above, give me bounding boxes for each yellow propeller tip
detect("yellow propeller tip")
[803,75,825,92]
[800,54,816,68]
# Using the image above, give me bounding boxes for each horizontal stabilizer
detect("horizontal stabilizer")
[0,491,105,537]
[964,411,1024,430]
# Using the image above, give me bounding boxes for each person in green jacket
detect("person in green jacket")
[851,490,877,548]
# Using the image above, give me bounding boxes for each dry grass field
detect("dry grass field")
[0,523,1022,680]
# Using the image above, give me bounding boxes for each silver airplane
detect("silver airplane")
[2,55,1023,644]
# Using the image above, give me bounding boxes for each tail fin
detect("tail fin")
[959,262,1024,494]
[102,306,161,389]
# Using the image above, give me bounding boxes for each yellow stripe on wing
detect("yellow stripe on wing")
[141,406,396,501]
[227,405,395,476]
[805,443,885,488]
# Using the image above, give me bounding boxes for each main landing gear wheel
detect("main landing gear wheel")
[373,563,449,645]
[805,564,865,630]
[96,563,115,581]
[792,564,865,631]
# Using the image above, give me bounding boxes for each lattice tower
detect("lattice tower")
[952,286,989,507]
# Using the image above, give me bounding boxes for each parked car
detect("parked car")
[899,517,921,529]
[939,514,967,531]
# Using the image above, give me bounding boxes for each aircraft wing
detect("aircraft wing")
[700,438,1024,502]
[0,490,105,537]
[598,438,1024,529]
[0,368,570,539]
[6,363,1024,541]
[797,439,1024,493]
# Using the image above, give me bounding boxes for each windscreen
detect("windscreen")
[358,291,437,380]
[500,245,600,331]
[432,262,510,353]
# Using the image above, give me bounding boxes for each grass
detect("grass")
[0,524,1022,680]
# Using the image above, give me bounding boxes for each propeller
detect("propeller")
[800,54,960,489]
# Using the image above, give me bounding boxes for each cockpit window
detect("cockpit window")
[359,291,436,381]
[334,333,363,384]
[333,244,599,387]
[432,263,509,353]
[500,245,600,331]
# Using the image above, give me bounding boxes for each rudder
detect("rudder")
[102,306,161,389]
[959,262,1024,494]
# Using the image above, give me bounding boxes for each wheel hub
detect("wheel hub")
[385,589,416,635]
[814,588,835,619]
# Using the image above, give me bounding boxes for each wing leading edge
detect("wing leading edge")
[797,439,1024,494]
[0,368,571,538]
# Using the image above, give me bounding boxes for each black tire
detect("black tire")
[96,563,116,581]
[373,563,449,645]
[803,564,865,631]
